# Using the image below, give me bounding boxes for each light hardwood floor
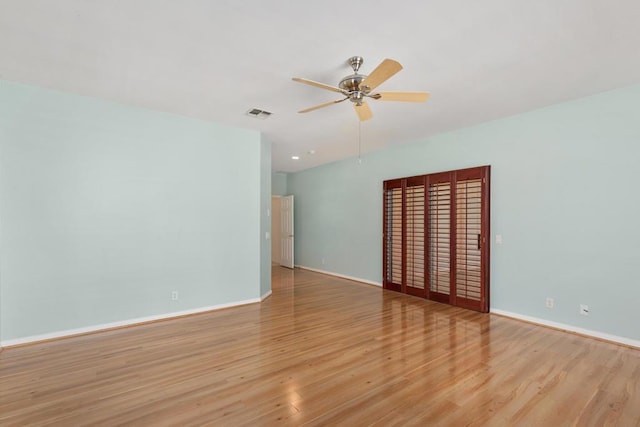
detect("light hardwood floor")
[1,267,639,426]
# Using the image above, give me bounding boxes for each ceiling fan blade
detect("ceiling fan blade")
[360,59,403,91]
[354,101,373,121]
[373,91,430,102]
[298,98,348,113]
[292,77,345,94]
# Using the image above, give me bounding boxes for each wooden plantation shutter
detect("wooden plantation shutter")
[454,167,489,312]
[427,173,453,304]
[383,166,490,313]
[383,179,403,292]
[405,177,425,296]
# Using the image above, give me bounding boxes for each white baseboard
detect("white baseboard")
[261,290,273,301]
[297,265,382,287]
[297,269,638,348]
[491,308,640,349]
[1,297,262,348]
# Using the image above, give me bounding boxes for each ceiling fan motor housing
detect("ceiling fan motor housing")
[339,74,370,105]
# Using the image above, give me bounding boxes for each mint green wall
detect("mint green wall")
[271,172,288,196]
[288,84,640,341]
[0,80,266,342]
[260,136,272,297]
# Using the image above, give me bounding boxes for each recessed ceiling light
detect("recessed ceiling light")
[308,150,316,155]
[291,156,300,160]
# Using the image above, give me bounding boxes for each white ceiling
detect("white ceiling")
[1,1,639,173]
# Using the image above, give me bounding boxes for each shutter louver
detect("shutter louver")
[383,183,403,291]
[406,182,425,294]
[456,179,483,302]
[429,181,451,296]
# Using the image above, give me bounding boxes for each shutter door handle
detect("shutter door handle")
[477,234,481,250]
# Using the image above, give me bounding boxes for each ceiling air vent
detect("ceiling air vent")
[246,108,273,119]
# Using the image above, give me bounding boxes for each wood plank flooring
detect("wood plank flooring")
[1,267,639,426]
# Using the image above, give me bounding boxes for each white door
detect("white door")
[280,195,294,268]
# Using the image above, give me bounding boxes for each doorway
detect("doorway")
[271,195,294,269]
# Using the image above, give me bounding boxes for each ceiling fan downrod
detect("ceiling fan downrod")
[348,56,364,73]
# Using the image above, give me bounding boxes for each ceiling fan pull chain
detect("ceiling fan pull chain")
[358,119,362,164]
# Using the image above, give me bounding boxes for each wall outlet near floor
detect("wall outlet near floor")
[321,258,325,265]
[580,304,589,316]
[171,291,179,301]
[545,297,554,309]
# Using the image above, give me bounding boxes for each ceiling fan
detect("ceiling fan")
[292,56,429,121]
